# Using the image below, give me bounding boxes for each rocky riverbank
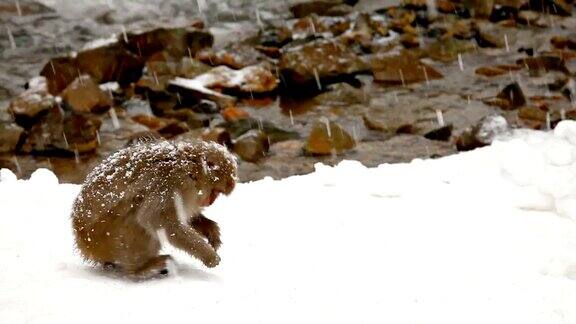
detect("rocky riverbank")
[1,0,575,183]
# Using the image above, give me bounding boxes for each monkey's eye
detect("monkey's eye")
[188,173,197,181]
[206,161,215,168]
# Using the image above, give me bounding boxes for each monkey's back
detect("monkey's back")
[71,140,233,264]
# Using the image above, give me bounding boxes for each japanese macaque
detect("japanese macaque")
[71,140,237,279]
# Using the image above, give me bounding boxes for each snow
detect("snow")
[3,122,576,323]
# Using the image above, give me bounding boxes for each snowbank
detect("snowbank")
[2,122,576,323]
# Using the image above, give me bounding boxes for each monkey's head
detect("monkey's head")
[176,140,238,207]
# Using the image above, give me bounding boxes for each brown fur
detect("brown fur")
[71,140,237,279]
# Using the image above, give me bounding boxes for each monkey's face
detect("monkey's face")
[185,143,237,207]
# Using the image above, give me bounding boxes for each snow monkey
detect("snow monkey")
[71,140,237,279]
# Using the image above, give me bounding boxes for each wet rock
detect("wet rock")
[61,75,112,114]
[233,130,270,162]
[456,114,509,151]
[424,125,453,141]
[326,4,355,16]
[77,44,144,87]
[426,38,476,62]
[22,106,101,154]
[528,0,572,16]
[490,4,519,22]
[131,114,165,129]
[38,57,78,95]
[0,121,24,153]
[470,0,495,18]
[201,127,232,147]
[517,10,541,25]
[551,35,576,50]
[222,106,250,122]
[121,27,214,59]
[474,23,506,48]
[475,64,522,77]
[259,26,292,48]
[372,52,443,85]
[191,100,220,114]
[304,120,355,155]
[400,34,421,48]
[494,82,527,110]
[146,51,211,79]
[279,39,368,88]
[192,65,279,94]
[8,77,56,127]
[518,105,549,124]
[290,0,357,18]
[168,78,236,108]
[40,43,144,95]
[218,118,300,144]
[197,44,269,69]
[157,121,190,138]
[517,55,570,75]
[0,1,54,16]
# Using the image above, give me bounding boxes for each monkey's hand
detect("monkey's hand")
[203,253,221,268]
[190,214,222,251]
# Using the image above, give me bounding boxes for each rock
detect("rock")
[40,44,144,95]
[372,52,443,85]
[131,114,165,129]
[517,10,541,25]
[470,0,495,17]
[197,44,268,69]
[475,23,506,48]
[121,27,214,59]
[304,120,355,155]
[191,100,220,114]
[475,64,522,77]
[259,26,292,48]
[517,106,551,128]
[494,82,527,110]
[146,51,211,79]
[517,55,570,75]
[424,125,453,141]
[76,44,144,87]
[279,39,368,88]
[219,118,300,144]
[290,0,356,18]
[193,65,279,94]
[157,121,190,138]
[426,38,476,63]
[0,1,54,16]
[22,106,101,154]
[61,75,112,114]
[0,122,24,153]
[168,78,236,108]
[551,35,576,50]
[528,0,572,16]
[201,127,232,147]
[233,130,270,162]
[221,107,250,122]
[489,4,519,22]
[8,77,56,127]
[456,114,509,151]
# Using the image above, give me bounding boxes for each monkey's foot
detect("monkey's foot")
[131,255,174,280]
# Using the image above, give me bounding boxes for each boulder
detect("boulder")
[61,75,112,114]
[0,121,24,153]
[279,39,368,87]
[8,76,56,127]
[233,130,270,162]
[304,120,355,155]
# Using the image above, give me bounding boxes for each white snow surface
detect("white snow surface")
[3,122,576,323]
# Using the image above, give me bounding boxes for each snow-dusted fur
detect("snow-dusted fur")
[71,140,237,279]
